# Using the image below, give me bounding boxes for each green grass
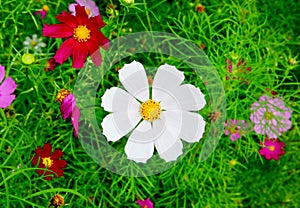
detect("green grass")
[0,0,300,207]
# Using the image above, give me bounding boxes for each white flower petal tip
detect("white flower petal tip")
[101,111,140,142]
[153,64,185,91]
[118,61,149,101]
[101,114,123,142]
[125,140,154,163]
[180,112,206,143]
[174,84,206,111]
[159,139,183,162]
[101,87,140,113]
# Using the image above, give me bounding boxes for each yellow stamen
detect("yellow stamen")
[269,145,275,151]
[85,8,91,16]
[56,89,70,103]
[265,111,273,120]
[73,25,91,42]
[42,157,53,168]
[140,99,161,122]
[30,40,37,47]
[42,5,50,12]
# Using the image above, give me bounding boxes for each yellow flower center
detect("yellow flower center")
[268,145,275,152]
[229,127,237,134]
[56,89,70,103]
[73,25,91,42]
[265,111,273,120]
[30,40,38,47]
[42,5,49,12]
[42,157,53,168]
[85,8,91,16]
[140,99,161,122]
[143,206,148,208]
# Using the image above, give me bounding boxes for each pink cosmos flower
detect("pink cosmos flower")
[136,198,154,208]
[250,95,292,139]
[56,90,80,137]
[225,58,251,84]
[60,94,80,137]
[34,5,50,19]
[259,137,286,160]
[42,5,109,69]
[224,119,248,141]
[0,65,17,108]
[69,0,100,17]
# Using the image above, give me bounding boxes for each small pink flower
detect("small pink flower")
[56,90,80,137]
[44,58,58,71]
[250,95,292,138]
[224,119,248,141]
[34,5,50,19]
[259,137,286,160]
[0,65,17,108]
[136,198,154,208]
[225,57,251,84]
[60,94,80,137]
[69,0,100,17]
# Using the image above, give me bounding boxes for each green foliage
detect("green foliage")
[0,0,299,207]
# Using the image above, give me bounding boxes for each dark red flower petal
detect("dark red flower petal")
[88,15,106,29]
[36,169,44,176]
[92,30,110,49]
[51,166,65,177]
[43,143,52,156]
[35,146,43,157]
[31,156,39,165]
[74,5,89,25]
[54,160,67,168]
[72,43,88,69]
[42,24,73,38]
[54,38,76,65]
[51,149,63,160]
[56,11,78,28]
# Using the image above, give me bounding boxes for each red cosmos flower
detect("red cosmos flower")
[31,143,67,180]
[42,5,109,69]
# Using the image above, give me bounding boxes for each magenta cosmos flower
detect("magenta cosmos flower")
[56,90,80,137]
[224,119,248,141]
[250,95,292,138]
[42,5,109,69]
[69,0,100,17]
[259,137,286,160]
[34,5,50,19]
[136,198,154,208]
[0,65,17,108]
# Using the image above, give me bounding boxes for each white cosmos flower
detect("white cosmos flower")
[101,61,206,163]
[23,34,46,53]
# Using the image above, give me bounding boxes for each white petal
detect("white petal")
[119,61,149,101]
[125,140,154,163]
[101,87,140,113]
[154,111,182,160]
[152,64,184,100]
[180,111,206,143]
[173,84,206,111]
[101,110,141,142]
[129,118,166,143]
[159,139,183,162]
[152,88,181,111]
